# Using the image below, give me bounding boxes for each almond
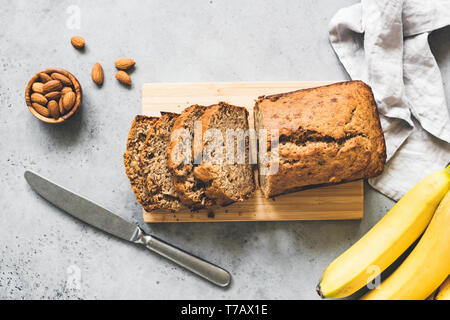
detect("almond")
[39,73,52,83]
[115,71,132,85]
[47,100,60,119]
[43,80,62,94]
[71,36,85,49]
[45,91,62,100]
[32,103,50,117]
[62,91,76,111]
[91,62,104,85]
[31,93,48,105]
[58,96,65,115]
[61,87,73,94]
[115,58,135,70]
[51,73,72,86]
[32,82,44,94]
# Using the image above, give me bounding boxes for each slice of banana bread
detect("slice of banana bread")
[254,80,386,198]
[140,112,182,211]
[123,115,159,211]
[167,105,214,209]
[193,102,255,205]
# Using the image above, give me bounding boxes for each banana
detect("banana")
[362,191,450,300]
[317,166,450,298]
[435,276,450,300]
[426,291,437,300]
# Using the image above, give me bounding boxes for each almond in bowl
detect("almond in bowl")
[25,68,82,124]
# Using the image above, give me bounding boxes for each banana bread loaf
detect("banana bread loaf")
[167,104,214,209]
[254,81,386,198]
[139,112,182,211]
[193,102,255,205]
[123,115,159,211]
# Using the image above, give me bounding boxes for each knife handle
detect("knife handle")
[134,230,231,287]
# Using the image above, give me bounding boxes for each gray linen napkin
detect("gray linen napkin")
[329,0,450,201]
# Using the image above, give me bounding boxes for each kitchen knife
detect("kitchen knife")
[24,170,231,287]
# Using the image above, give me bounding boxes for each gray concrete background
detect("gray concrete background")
[0,0,449,300]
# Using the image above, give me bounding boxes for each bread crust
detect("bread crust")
[123,115,159,211]
[254,80,386,197]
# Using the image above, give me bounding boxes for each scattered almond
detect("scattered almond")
[45,91,62,100]
[32,82,44,94]
[71,36,85,49]
[51,73,72,86]
[61,87,73,94]
[62,91,76,111]
[43,80,62,94]
[47,100,60,119]
[31,93,48,105]
[39,73,52,83]
[115,58,135,70]
[115,71,132,85]
[32,103,50,117]
[91,62,104,85]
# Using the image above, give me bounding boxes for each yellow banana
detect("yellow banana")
[317,166,450,298]
[426,291,437,300]
[362,191,450,300]
[435,276,450,300]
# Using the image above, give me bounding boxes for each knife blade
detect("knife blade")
[24,170,231,287]
[25,170,139,241]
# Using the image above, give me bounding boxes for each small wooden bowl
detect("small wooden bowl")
[25,68,82,124]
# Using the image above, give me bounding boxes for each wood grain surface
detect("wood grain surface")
[141,81,364,222]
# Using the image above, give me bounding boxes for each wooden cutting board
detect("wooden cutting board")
[141,81,364,222]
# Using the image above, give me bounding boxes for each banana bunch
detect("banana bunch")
[317,165,450,300]
[435,276,450,300]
